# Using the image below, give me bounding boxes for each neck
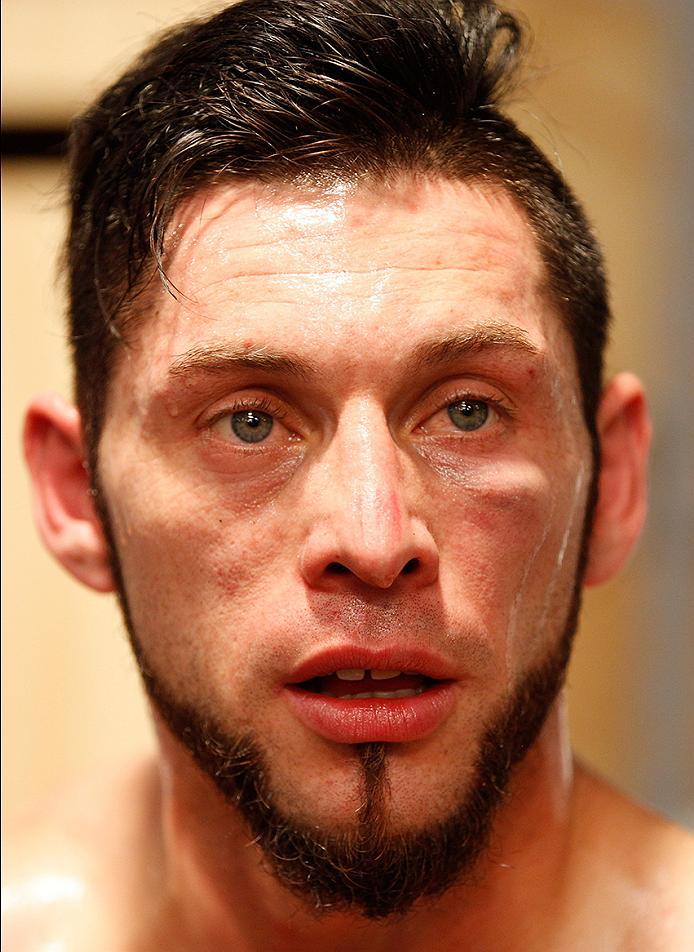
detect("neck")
[151,695,577,951]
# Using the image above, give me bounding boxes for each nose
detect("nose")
[299,405,439,592]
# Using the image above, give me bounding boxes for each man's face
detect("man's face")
[98,177,591,839]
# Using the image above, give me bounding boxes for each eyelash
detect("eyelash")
[204,385,511,443]
[429,387,511,423]
[207,394,289,429]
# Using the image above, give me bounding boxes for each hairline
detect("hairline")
[104,167,571,362]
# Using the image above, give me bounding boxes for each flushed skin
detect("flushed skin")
[12,178,693,950]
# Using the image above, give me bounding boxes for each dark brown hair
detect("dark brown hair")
[66,0,609,472]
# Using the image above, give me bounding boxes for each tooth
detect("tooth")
[370,669,401,680]
[332,688,424,700]
[336,668,366,681]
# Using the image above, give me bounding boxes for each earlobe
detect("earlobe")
[23,394,114,593]
[583,373,652,587]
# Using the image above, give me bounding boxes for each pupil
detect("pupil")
[447,400,488,431]
[231,410,273,443]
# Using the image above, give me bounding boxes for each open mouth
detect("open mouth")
[297,669,437,700]
[284,649,459,743]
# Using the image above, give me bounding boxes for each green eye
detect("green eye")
[231,410,274,443]
[447,400,489,431]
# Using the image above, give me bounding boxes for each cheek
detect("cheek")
[433,457,589,661]
[104,470,297,677]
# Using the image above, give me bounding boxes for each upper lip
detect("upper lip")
[286,645,459,684]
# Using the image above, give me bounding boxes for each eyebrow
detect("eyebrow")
[168,344,317,381]
[166,321,542,384]
[410,323,541,368]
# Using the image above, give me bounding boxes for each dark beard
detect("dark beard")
[94,475,591,920]
[130,609,577,919]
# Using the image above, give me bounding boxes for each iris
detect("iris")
[231,410,274,443]
[447,400,488,431]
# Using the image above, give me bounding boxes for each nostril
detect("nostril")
[326,562,350,575]
[402,558,420,575]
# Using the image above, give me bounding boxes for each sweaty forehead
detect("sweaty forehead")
[114,174,570,398]
[162,176,545,290]
[101,174,587,428]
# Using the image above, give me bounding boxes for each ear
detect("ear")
[583,372,651,587]
[23,393,114,592]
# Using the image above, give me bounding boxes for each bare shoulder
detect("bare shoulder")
[570,763,694,950]
[2,755,163,951]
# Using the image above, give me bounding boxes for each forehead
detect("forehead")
[118,175,574,390]
[167,175,537,273]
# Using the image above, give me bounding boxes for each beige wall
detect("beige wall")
[3,0,692,824]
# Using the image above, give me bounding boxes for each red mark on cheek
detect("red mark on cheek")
[242,339,254,350]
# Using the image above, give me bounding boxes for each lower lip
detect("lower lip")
[283,682,457,744]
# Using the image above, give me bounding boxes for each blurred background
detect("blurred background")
[3,0,692,827]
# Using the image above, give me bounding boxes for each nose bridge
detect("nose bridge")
[299,399,438,590]
[336,405,406,558]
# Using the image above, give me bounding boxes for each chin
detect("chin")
[269,735,481,836]
[127,584,577,918]
[139,656,563,919]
